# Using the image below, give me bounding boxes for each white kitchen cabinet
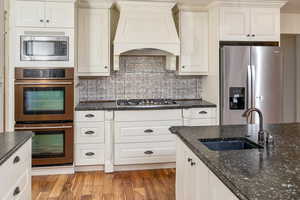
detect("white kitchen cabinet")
[15,1,74,28]
[176,138,238,200]
[45,2,74,28]
[15,1,45,27]
[178,10,209,75]
[250,8,280,41]
[77,8,110,76]
[114,110,182,165]
[220,7,251,41]
[75,111,105,166]
[183,107,218,126]
[220,7,280,42]
[0,140,31,200]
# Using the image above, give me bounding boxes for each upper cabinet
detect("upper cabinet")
[77,8,110,76]
[15,1,74,28]
[220,7,280,42]
[177,10,209,75]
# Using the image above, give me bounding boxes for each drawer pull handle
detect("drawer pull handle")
[85,114,95,118]
[13,156,20,164]
[13,187,20,196]
[199,111,208,114]
[144,129,154,133]
[85,152,95,156]
[144,150,154,155]
[85,131,95,135]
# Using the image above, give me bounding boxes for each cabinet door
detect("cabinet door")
[250,8,280,41]
[180,11,209,75]
[193,152,210,200]
[78,8,110,76]
[220,7,251,41]
[45,2,74,28]
[209,171,239,200]
[15,1,45,27]
[183,149,194,200]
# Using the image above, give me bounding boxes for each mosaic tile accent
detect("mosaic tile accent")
[78,56,204,101]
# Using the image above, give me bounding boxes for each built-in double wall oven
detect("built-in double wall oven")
[15,68,74,166]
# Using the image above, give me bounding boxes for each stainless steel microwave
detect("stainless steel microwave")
[20,36,69,61]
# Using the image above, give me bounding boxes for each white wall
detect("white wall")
[281,13,300,34]
[0,0,4,132]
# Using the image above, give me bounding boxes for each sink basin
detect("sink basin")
[199,137,263,151]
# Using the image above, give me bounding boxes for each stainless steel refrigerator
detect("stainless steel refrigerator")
[220,46,283,125]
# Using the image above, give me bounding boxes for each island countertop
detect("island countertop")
[0,131,33,166]
[170,123,300,200]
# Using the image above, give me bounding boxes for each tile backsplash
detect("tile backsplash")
[78,56,203,101]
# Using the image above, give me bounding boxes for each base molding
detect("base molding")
[32,165,75,176]
[75,165,104,172]
[32,163,176,175]
[114,162,176,172]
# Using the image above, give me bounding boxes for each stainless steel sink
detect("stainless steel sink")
[199,137,263,151]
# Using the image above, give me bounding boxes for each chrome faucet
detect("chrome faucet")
[242,108,265,143]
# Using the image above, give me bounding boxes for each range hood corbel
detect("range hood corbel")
[113,1,180,71]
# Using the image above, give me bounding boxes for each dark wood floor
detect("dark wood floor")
[32,169,176,200]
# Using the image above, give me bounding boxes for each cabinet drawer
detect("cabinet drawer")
[115,142,176,165]
[183,108,216,119]
[75,122,105,144]
[75,144,104,166]
[3,170,30,200]
[115,120,181,143]
[115,110,182,122]
[184,118,217,126]
[0,140,31,198]
[76,111,104,122]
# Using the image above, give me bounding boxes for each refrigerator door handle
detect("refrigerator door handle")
[247,65,252,109]
[250,65,256,123]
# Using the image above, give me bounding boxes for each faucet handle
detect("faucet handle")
[266,131,275,146]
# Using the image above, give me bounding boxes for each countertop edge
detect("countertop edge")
[0,132,33,166]
[170,128,249,200]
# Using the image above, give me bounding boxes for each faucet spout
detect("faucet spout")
[242,108,265,143]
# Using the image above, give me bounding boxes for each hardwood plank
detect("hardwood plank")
[32,169,175,200]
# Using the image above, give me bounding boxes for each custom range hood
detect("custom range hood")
[113,1,180,70]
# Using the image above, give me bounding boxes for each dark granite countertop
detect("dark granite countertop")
[170,123,300,200]
[75,99,216,111]
[0,131,33,166]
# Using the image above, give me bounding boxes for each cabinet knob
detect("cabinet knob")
[144,150,154,155]
[85,130,95,135]
[46,19,50,23]
[85,114,95,118]
[13,187,20,196]
[13,156,20,164]
[85,152,95,156]
[40,19,44,23]
[104,66,108,69]
[252,34,256,37]
[246,34,250,37]
[144,129,154,133]
[182,66,185,69]
[187,158,192,162]
[191,162,196,166]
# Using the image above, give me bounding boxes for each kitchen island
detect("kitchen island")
[170,123,300,200]
[0,131,33,199]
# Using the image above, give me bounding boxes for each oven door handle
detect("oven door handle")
[15,126,73,130]
[15,82,73,85]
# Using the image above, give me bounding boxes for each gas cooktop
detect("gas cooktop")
[116,99,178,107]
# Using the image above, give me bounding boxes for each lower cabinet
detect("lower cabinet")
[176,138,238,200]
